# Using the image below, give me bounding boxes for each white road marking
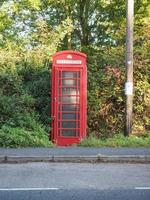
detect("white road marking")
[135,187,150,190]
[0,188,59,191]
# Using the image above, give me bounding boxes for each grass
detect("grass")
[1,125,149,148]
[79,133,150,147]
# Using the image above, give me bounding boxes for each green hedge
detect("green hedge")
[0,126,53,148]
[0,32,149,147]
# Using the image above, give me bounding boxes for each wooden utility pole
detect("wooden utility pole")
[125,0,134,136]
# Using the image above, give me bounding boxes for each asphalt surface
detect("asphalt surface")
[0,147,150,156]
[1,189,150,200]
[0,163,150,200]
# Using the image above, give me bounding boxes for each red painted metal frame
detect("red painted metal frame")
[51,51,87,146]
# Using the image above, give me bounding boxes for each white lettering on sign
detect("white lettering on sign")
[127,61,132,65]
[56,60,82,64]
[125,82,133,95]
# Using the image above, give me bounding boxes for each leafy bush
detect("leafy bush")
[0,125,53,148]
[86,46,125,138]
[0,49,52,147]
[86,40,150,137]
[19,64,51,126]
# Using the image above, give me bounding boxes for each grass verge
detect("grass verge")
[79,133,150,147]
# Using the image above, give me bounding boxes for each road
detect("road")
[0,163,150,200]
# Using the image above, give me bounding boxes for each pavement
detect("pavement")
[0,147,150,163]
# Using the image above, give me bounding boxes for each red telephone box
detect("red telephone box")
[51,50,87,146]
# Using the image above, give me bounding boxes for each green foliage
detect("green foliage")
[79,133,150,147]
[86,40,150,137]
[0,0,149,147]
[0,0,74,147]
[0,125,53,148]
[20,65,51,127]
[0,47,52,147]
[86,46,125,137]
